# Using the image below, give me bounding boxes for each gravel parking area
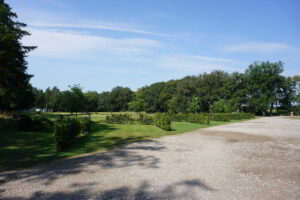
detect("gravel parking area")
[1,117,299,200]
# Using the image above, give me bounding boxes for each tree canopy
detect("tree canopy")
[0,0,36,111]
[32,61,298,115]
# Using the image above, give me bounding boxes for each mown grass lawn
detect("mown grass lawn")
[0,116,228,172]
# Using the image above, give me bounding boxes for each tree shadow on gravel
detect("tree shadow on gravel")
[0,139,166,186]
[0,179,215,200]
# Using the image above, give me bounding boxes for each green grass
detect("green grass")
[0,114,236,172]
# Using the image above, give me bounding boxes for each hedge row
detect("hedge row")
[137,113,153,125]
[208,113,231,122]
[171,113,210,125]
[106,114,134,124]
[16,115,54,132]
[153,113,172,131]
[54,117,92,151]
[105,112,254,131]
[209,113,255,122]
[105,113,154,125]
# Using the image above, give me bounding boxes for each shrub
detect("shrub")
[54,118,81,151]
[16,115,33,131]
[209,113,231,122]
[106,114,134,124]
[153,113,171,131]
[32,115,54,131]
[79,117,92,134]
[0,118,17,130]
[209,113,255,121]
[186,114,210,124]
[228,113,255,120]
[137,113,153,125]
[171,113,209,125]
[292,106,300,116]
[17,115,53,131]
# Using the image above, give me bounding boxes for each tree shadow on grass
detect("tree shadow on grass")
[0,123,166,186]
[0,179,215,200]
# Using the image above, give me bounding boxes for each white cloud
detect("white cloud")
[22,28,162,59]
[29,23,173,38]
[159,54,242,72]
[223,42,290,53]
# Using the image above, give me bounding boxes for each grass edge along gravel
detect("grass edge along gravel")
[0,116,252,172]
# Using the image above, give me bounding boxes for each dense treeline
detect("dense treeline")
[1,1,299,116]
[32,62,300,115]
[33,85,134,112]
[129,61,299,115]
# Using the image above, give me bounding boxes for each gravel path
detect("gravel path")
[1,117,299,200]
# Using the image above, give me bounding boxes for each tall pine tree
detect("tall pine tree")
[0,0,36,111]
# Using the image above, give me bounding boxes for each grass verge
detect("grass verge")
[0,119,234,172]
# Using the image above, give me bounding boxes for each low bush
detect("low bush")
[106,114,134,124]
[171,113,209,125]
[16,115,53,132]
[209,113,255,122]
[228,113,255,120]
[79,117,92,134]
[209,113,231,122]
[186,114,210,124]
[292,106,300,116]
[153,113,171,131]
[0,118,17,130]
[54,118,81,151]
[137,113,153,125]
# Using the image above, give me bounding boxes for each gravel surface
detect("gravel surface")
[1,117,299,200]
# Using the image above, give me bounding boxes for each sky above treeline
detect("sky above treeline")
[7,0,300,92]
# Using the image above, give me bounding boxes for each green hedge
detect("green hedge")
[106,114,134,124]
[79,117,92,134]
[54,117,92,151]
[16,115,53,132]
[292,106,300,116]
[171,113,209,125]
[153,113,171,131]
[209,113,231,122]
[228,113,255,120]
[209,113,255,122]
[137,113,153,125]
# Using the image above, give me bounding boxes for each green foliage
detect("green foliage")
[106,114,134,124]
[54,118,81,151]
[153,113,172,131]
[0,118,16,130]
[97,87,134,112]
[60,84,87,113]
[0,116,230,171]
[171,113,209,125]
[210,99,235,113]
[79,117,92,134]
[137,113,153,125]
[30,61,296,115]
[245,61,287,115]
[209,113,231,122]
[187,98,200,113]
[85,91,99,112]
[44,86,61,111]
[292,106,300,116]
[128,98,144,113]
[16,115,53,132]
[209,113,255,122]
[0,1,36,111]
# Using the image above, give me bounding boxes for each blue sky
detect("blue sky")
[7,0,300,92]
